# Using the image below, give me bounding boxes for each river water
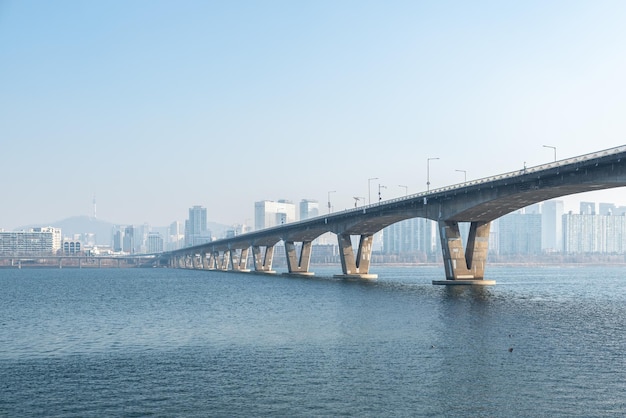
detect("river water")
[1,265,625,417]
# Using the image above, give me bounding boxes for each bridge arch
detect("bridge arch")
[163,145,626,284]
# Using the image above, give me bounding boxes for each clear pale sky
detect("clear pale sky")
[2,0,626,230]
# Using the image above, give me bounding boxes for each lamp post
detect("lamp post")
[368,177,378,205]
[427,157,439,192]
[353,196,365,208]
[543,145,557,162]
[455,169,467,182]
[327,190,336,214]
[378,184,387,203]
[398,185,408,196]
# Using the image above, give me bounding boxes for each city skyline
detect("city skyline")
[2,1,626,230]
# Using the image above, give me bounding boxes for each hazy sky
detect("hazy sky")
[2,0,626,230]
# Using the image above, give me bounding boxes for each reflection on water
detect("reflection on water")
[1,265,625,416]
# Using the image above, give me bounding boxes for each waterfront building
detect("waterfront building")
[62,241,81,255]
[146,232,164,253]
[498,210,542,255]
[562,212,626,254]
[299,199,319,221]
[112,225,124,252]
[167,221,185,251]
[542,200,564,252]
[0,227,62,255]
[123,226,135,254]
[34,227,62,252]
[185,205,212,246]
[254,200,296,230]
[382,218,435,258]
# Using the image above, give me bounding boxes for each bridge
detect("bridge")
[163,145,626,285]
[0,255,157,269]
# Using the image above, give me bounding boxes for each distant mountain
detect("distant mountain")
[18,216,115,245]
[17,216,232,245]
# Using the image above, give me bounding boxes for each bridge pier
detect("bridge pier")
[434,221,495,285]
[283,241,314,277]
[216,251,229,270]
[230,248,250,272]
[206,252,217,270]
[252,245,276,274]
[192,254,202,269]
[334,233,378,279]
[199,252,208,269]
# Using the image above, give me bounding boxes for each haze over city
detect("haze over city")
[2,1,626,230]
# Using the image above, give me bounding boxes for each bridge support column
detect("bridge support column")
[200,252,209,269]
[334,233,377,279]
[434,221,495,285]
[208,252,218,270]
[252,245,276,274]
[192,254,201,269]
[283,241,314,277]
[218,251,230,270]
[230,248,250,272]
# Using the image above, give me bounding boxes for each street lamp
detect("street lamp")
[427,157,439,192]
[398,185,408,196]
[353,196,365,208]
[543,145,557,162]
[455,169,467,182]
[327,190,336,214]
[378,184,387,203]
[368,177,378,205]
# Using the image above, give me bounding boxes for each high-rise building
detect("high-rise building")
[599,202,616,216]
[498,210,542,255]
[185,205,212,246]
[123,226,135,254]
[0,227,62,255]
[580,202,596,215]
[112,225,124,252]
[186,206,207,236]
[299,199,319,221]
[382,218,435,257]
[563,213,597,253]
[255,200,296,230]
[147,233,164,253]
[563,211,626,254]
[167,221,184,251]
[542,200,564,252]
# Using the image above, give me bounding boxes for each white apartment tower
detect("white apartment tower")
[255,200,296,230]
[541,200,564,252]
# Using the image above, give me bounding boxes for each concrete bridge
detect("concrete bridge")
[0,255,157,269]
[163,145,626,284]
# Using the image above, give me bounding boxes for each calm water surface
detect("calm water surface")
[1,265,625,416]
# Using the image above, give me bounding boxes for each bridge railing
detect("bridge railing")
[335,144,626,217]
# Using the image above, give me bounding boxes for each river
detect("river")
[1,265,625,416]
